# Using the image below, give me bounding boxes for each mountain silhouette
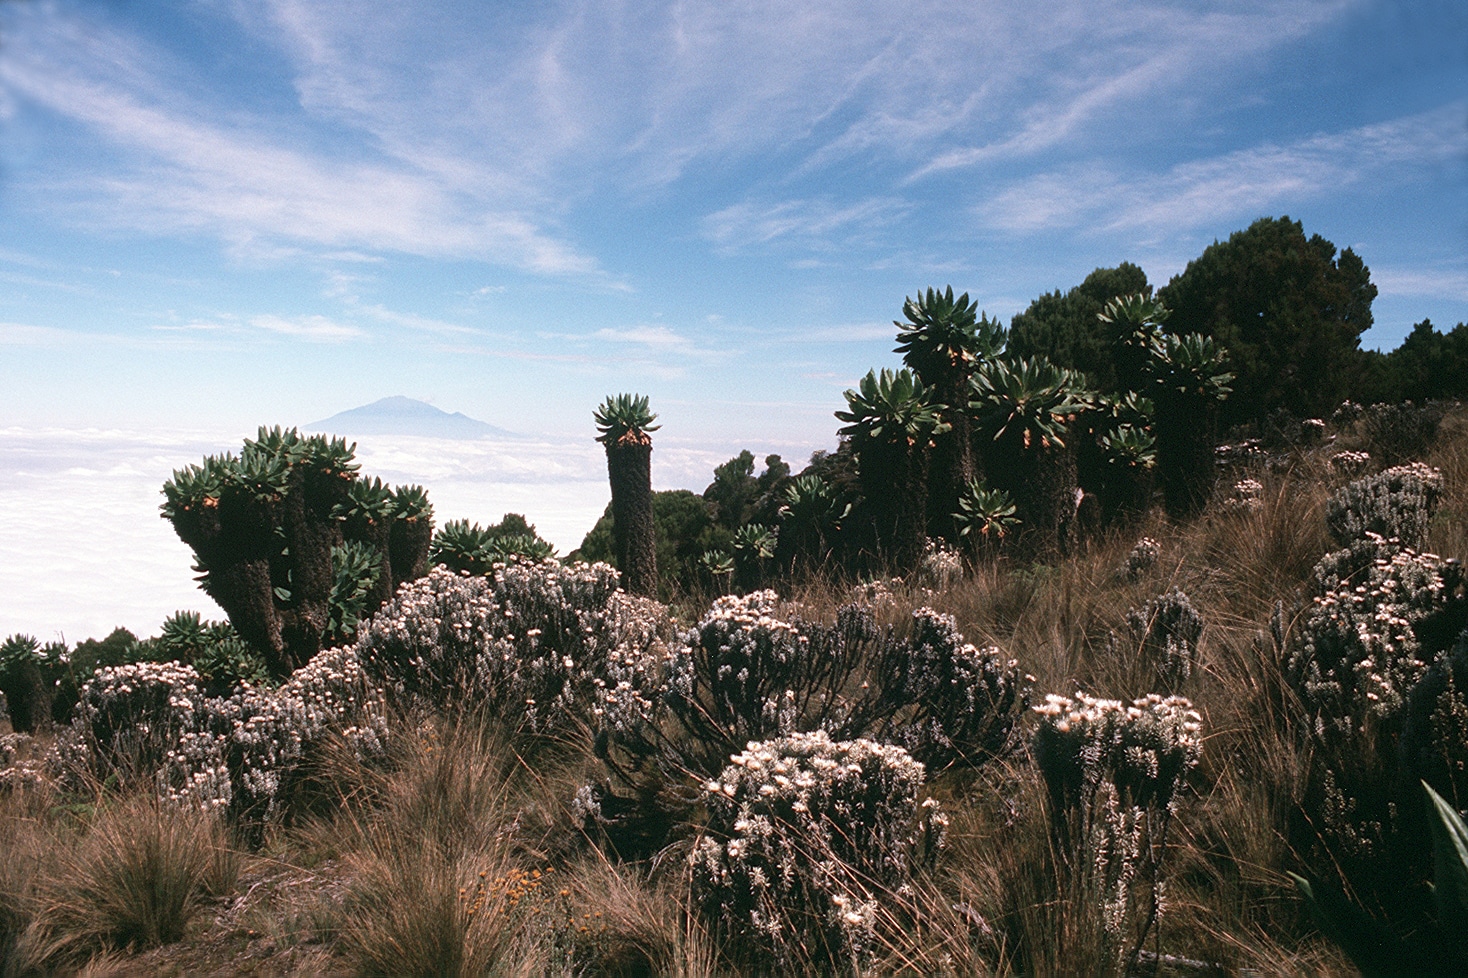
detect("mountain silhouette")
[307,396,520,439]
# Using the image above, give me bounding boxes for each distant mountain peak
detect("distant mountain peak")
[307,396,519,440]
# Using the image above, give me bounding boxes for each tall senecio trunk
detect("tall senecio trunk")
[606,433,658,597]
[927,375,977,540]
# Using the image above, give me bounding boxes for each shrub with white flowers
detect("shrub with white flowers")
[1325,462,1443,549]
[657,593,1027,779]
[54,647,387,820]
[1031,692,1202,965]
[871,608,1028,773]
[354,561,667,738]
[916,538,964,589]
[1329,450,1372,477]
[689,730,945,971]
[1224,477,1264,513]
[214,645,388,821]
[1126,588,1203,689]
[1122,537,1161,581]
[1287,534,1452,736]
[57,661,230,809]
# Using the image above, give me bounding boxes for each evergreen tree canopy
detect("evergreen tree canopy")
[1008,263,1150,393]
[1158,216,1376,425]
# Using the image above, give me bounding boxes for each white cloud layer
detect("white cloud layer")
[980,103,1468,235]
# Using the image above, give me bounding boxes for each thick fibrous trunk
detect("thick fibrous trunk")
[928,378,977,541]
[859,442,929,572]
[1156,397,1216,519]
[606,435,658,597]
[389,516,434,587]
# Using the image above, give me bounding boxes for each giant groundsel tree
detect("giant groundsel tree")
[161,427,434,677]
[594,394,660,597]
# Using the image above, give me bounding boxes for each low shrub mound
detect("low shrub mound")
[689,730,945,972]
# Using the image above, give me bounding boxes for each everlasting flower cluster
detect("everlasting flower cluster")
[689,730,943,969]
[1031,692,1202,944]
[1326,462,1443,549]
[1289,533,1452,736]
[1224,478,1264,513]
[873,608,1028,772]
[1329,450,1372,476]
[916,538,964,589]
[355,562,665,737]
[1123,537,1161,581]
[56,649,385,818]
[656,594,1027,779]
[1126,589,1204,688]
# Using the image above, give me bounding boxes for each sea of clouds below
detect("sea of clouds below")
[0,425,823,643]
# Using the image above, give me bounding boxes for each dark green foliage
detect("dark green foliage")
[0,634,51,733]
[1291,781,1468,977]
[1008,262,1151,393]
[576,490,724,598]
[160,427,435,677]
[1158,216,1376,426]
[730,523,777,592]
[152,611,269,695]
[430,515,557,576]
[894,286,1005,539]
[594,394,660,597]
[836,368,949,568]
[1147,332,1233,518]
[774,473,850,576]
[953,480,1019,552]
[703,450,790,532]
[969,355,1092,552]
[1363,319,1468,403]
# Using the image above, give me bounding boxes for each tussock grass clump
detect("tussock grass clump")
[31,794,237,963]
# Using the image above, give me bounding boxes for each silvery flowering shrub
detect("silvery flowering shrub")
[56,661,232,810]
[1287,534,1452,737]
[1031,693,1202,963]
[1329,450,1372,477]
[213,645,388,821]
[1126,588,1203,689]
[354,561,666,737]
[1224,477,1264,513]
[916,538,964,589]
[870,608,1028,773]
[55,648,387,820]
[659,593,1027,778]
[689,730,945,971]
[1122,537,1160,581]
[1361,401,1443,465]
[1325,462,1443,549]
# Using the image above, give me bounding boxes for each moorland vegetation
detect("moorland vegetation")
[3,215,1468,977]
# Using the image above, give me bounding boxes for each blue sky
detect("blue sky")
[0,0,1466,638]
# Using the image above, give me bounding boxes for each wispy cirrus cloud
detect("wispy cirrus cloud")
[0,11,605,278]
[979,103,1468,235]
[250,313,363,341]
[702,197,910,253]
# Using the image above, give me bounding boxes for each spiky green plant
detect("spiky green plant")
[953,481,1020,550]
[160,427,433,677]
[732,524,777,591]
[894,287,1006,539]
[1148,333,1233,518]
[776,474,850,574]
[1098,292,1170,395]
[969,355,1090,452]
[327,540,384,646]
[969,355,1092,552]
[0,634,49,733]
[837,368,949,568]
[594,394,660,597]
